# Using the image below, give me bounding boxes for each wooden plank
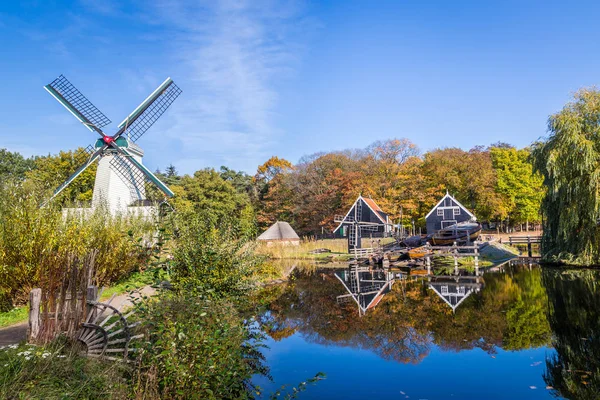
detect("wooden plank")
[28,288,42,342]
[86,286,98,323]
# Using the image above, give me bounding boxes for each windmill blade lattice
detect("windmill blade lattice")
[110,154,147,201]
[120,81,182,142]
[47,75,112,129]
[71,145,95,165]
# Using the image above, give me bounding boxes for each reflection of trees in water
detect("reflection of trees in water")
[543,269,600,400]
[259,266,552,365]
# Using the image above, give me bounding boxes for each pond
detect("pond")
[253,261,600,399]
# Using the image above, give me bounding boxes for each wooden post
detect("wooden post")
[86,285,98,322]
[474,240,479,267]
[28,288,42,342]
[527,236,532,258]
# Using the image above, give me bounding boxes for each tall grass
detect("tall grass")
[255,238,349,259]
[255,236,395,259]
[0,339,130,399]
[0,183,156,311]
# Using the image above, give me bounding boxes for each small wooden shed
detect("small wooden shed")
[257,221,300,246]
[425,191,476,233]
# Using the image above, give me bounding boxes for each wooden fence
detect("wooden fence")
[28,286,99,344]
[28,251,99,344]
[507,236,541,258]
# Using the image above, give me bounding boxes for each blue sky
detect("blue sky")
[1,0,599,174]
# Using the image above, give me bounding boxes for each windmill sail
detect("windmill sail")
[116,78,182,142]
[44,75,111,132]
[43,148,104,206]
[116,147,174,197]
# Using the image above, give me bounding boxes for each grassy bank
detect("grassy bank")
[0,307,27,329]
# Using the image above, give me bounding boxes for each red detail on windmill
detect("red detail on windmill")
[103,136,115,145]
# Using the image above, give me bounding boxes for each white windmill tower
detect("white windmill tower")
[43,75,181,214]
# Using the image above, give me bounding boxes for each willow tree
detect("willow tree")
[532,88,600,265]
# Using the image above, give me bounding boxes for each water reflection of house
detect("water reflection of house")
[334,267,395,316]
[427,275,484,313]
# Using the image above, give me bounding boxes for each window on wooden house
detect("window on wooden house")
[437,208,444,216]
[453,207,460,216]
[441,286,449,295]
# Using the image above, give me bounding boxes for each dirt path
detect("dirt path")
[0,322,27,347]
[0,285,156,347]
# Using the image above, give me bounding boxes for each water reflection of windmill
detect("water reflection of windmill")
[334,195,392,253]
[334,266,395,316]
[43,75,181,213]
[427,273,484,313]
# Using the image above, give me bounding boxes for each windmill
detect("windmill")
[333,195,392,254]
[334,266,395,316]
[334,203,381,251]
[43,75,181,212]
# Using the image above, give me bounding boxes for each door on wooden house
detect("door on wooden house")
[438,203,459,229]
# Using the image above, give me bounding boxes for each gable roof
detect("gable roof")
[425,192,476,220]
[257,221,300,241]
[333,269,393,314]
[363,197,383,214]
[333,195,388,233]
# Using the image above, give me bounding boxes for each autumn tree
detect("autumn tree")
[361,138,420,217]
[421,147,506,223]
[254,156,294,229]
[290,152,363,234]
[490,146,543,229]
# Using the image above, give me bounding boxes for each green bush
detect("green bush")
[0,183,155,309]
[170,210,266,297]
[133,292,268,399]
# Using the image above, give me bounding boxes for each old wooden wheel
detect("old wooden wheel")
[77,294,142,361]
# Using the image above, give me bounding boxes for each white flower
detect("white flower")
[24,356,31,361]
[42,352,51,358]
[8,345,18,349]
[57,355,66,358]
[3,364,7,367]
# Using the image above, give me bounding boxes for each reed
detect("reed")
[0,182,156,311]
[255,237,349,259]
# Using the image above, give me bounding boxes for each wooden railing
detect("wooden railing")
[508,236,542,245]
[352,247,375,257]
[507,235,541,258]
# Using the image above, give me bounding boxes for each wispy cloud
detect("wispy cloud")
[143,0,311,173]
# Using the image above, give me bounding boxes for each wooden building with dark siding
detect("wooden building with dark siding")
[333,195,391,237]
[425,192,476,234]
[333,196,391,250]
